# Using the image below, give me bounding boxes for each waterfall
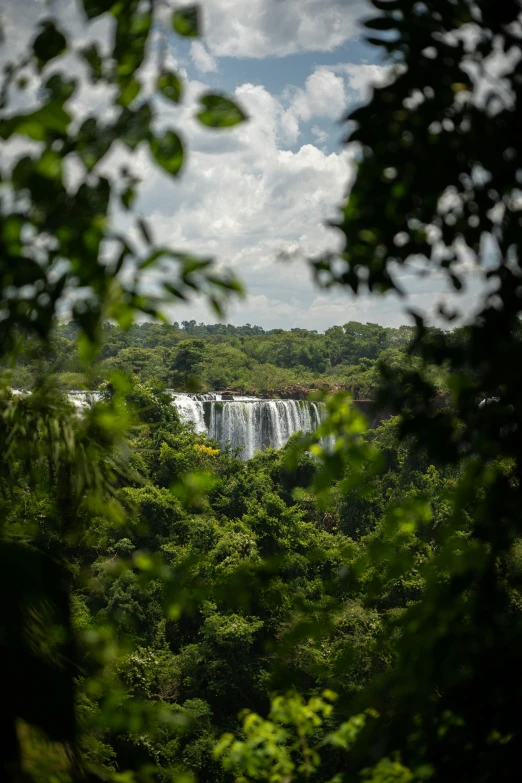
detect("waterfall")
[171,393,326,459]
[10,389,102,409]
[67,391,102,409]
[170,394,206,434]
[9,389,326,460]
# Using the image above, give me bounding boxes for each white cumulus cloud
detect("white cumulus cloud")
[113,74,355,329]
[281,67,347,142]
[199,0,367,58]
[3,2,484,330]
[190,41,218,73]
[335,62,399,100]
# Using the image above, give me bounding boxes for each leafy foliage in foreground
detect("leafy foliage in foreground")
[299,0,522,781]
[1,380,462,781]
[0,0,246,775]
[2,0,522,781]
[0,0,244,359]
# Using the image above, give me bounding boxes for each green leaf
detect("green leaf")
[197,93,247,128]
[172,5,200,37]
[139,248,168,269]
[165,283,187,300]
[450,273,463,291]
[77,332,98,363]
[119,76,141,106]
[111,238,132,274]
[76,118,115,170]
[365,36,396,49]
[35,148,63,180]
[82,43,103,81]
[150,130,184,176]
[32,21,67,66]
[0,102,71,141]
[121,187,136,210]
[138,217,153,245]
[371,0,402,9]
[82,0,115,18]
[118,103,152,149]
[45,73,76,103]
[0,542,76,743]
[2,216,23,251]
[157,70,183,104]
[365,17,398,30]
[114,11,151,77]
[11,156,34,188]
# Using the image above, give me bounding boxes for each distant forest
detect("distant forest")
[6,320,470,397]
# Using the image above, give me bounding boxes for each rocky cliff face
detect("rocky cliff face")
[221,383,342,400]
[260,384,312,400]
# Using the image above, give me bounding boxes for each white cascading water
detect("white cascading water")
[170,394,206,434]
[9,390,326,460]
[67,391,103,409]
[10,389,102,408]
[171,393,326,459]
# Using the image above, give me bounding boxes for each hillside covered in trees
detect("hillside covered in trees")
[7,319,452,398]
[0,376,464,781]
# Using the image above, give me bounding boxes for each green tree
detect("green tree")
[242,0,522,781]
[213,1,522,782]
[0,1,246,778]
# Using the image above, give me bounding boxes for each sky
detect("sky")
[1,0,486,332]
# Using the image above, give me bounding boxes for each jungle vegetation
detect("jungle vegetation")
[5,319,428,398]
[1,0,522,782]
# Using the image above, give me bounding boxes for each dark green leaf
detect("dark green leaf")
[11,156,34,188]
[150,130,184,176]
[172,5,200,37]
[119,103,152,149]
[365,17,399,30]
[0,542,76,743]
[81,43,103,81]
[157,70,183,103]
[450,273,463,291]
[32,21,67,66]
[35,148,63,180]
[2,216,23,251]
[112,240,132,274]
[371,0,402,9]
[139,249,168,269]
[0,102,71,141]
[76,118,116,170]
[165,283,187,299]
[44,73,76,103]
[82,0,115,18]
[121,187,136,210]
[197,93,247,128]
[114,11,151,77]
[138,217,153,245]
[365,36,395,48]
[119,76,141,106]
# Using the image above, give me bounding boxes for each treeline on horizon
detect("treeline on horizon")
[6,319,473,398]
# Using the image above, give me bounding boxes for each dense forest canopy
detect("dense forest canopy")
[1,0,522,782]
[6,319,426,397]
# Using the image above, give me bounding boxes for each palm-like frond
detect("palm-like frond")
[0,381,135,530]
